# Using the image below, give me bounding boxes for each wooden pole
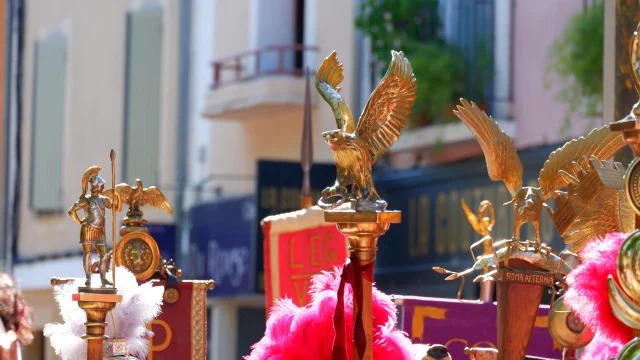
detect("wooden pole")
[300,68,313,210]
[73,292,122,360]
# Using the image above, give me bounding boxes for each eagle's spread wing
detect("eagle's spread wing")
[143,187,173,215]
[102,183,134,210]
[538,126,625,199]
[355,50,416,162]
[453,99,523,196]
[461,199,482,234]
[115,183,135,203]
[315,51,355,133]
[563,190,635,253]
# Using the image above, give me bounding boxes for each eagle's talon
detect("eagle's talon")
[319,185,349,210]
[355,198,388,212]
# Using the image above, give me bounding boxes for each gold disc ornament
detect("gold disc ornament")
[163,288,180,304]
[115,232,161,281]
[548,295,594,349]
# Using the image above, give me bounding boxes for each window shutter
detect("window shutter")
[30,33,66,212]
[124,6,163,185]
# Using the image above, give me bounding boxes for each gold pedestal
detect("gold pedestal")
[325,210,401,360]
[120,208,149,236]
[73,290,123,360]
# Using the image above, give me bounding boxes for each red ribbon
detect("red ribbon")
[332,257,374,360]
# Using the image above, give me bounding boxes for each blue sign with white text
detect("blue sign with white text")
[189,196,256,296]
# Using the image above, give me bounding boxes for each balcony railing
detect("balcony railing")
[210,44,318,89]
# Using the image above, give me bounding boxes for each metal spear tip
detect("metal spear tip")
[110,149,116,161]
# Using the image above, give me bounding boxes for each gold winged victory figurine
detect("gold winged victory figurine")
[316,50,416,212]
[461,199,495,237]
[453,99,625,253]
[103,179,173,234]
[68,166,121,287]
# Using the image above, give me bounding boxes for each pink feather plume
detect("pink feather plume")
[245,266,414,360]
[564,232,634,359]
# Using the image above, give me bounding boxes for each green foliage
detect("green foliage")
[406,41,465,126]
[547,0,604,124]
[355,0,492,128]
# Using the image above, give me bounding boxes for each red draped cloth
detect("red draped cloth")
[332,258,374,360]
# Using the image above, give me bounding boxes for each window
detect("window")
[123,5,163,185]
[254,0,303,73]
[30,32,66,212]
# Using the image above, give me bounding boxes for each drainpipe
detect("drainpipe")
[1,0,24,272]
[175,0,192,271]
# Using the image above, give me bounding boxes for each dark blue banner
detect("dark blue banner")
[373,144,565,280]
[255,160,337,293]
[189,196,256,296]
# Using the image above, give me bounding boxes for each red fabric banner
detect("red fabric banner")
[141,280,210,360]
[264,221,347,314]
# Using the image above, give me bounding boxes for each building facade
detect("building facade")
[2,0,597,359]
[12,1,183,358]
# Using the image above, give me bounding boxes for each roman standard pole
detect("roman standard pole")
[300,68,313,210]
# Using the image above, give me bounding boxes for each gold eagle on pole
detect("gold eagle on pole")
[453,99,626,252]
[316,50,417,212]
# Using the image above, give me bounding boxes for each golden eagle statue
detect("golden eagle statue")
[453,99,626,251]
[316,50,417,212]
[103,179,173,234]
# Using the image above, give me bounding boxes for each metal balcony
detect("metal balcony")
[203,44,318,120]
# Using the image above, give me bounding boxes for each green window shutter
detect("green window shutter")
[124,6,162,185]
[30,33,66,212]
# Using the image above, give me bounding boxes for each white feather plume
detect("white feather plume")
[44,267,164,360]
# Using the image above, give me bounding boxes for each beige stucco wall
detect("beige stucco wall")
[204,0,356,198]
[512,0,599,148]
[19,0,178,262]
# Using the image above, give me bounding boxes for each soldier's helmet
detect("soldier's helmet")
[90,175,105,193]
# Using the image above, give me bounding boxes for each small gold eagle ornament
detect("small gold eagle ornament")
[316,50,417,212]
[103,179,173,215]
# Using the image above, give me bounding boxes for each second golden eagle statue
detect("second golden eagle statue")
[316,50,416,212]
[452,99,626,252]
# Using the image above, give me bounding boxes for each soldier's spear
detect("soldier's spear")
[110,149,116,287]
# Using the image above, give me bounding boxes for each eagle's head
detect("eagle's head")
[322,130,354,150]
[512,187,543,218]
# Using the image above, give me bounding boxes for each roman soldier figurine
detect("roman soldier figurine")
[68,166,121,287]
